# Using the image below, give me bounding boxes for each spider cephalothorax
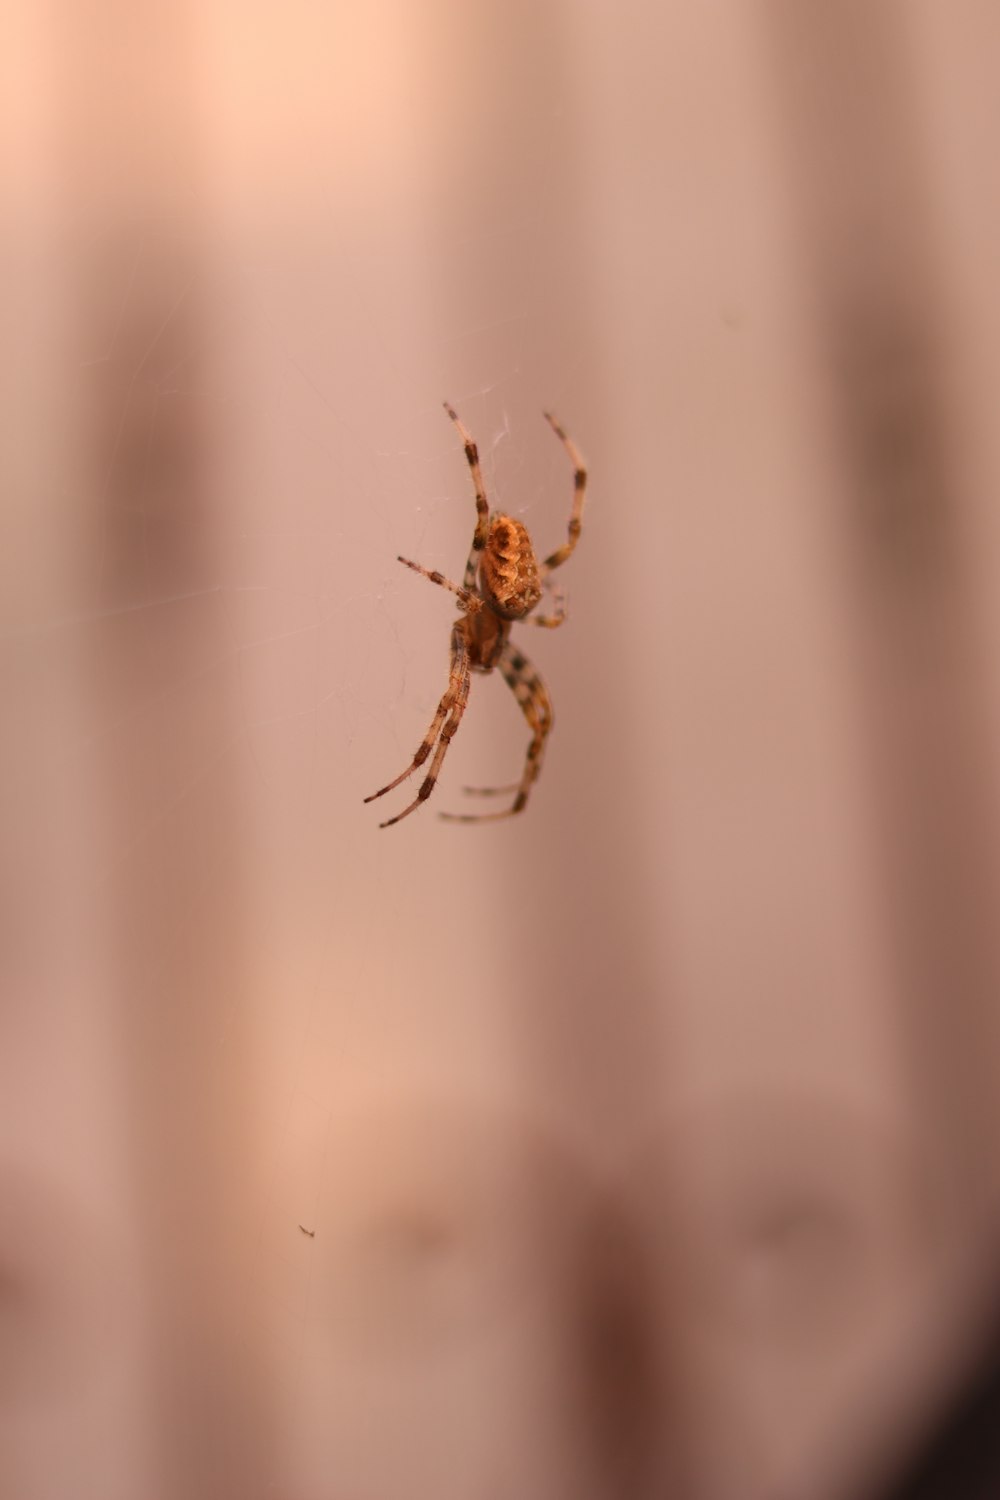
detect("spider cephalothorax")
[365,402,586,827]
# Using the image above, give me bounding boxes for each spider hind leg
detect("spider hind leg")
[539,411,587,578]
[443,402,492,590]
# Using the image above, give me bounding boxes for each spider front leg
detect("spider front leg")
[365,624,471,827]
[440,643,552,822]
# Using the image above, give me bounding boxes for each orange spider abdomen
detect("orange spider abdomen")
[479,515,542,620]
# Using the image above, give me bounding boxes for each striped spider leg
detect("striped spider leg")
[364,620,472,828]
[440,643,553,820]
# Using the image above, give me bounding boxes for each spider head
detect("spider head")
[479,515,542,620]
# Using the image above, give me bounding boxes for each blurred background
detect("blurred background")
[3,2,1000,1497]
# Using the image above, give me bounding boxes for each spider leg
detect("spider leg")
[396,555,483,613]
[443,402,491,590]
[525,577,568,629]
[363,689,454,803]
[539,412,586,579]
[365,625,471,825]
[440,643,552,822]
[379,660,471,828]
[458,782,519,798]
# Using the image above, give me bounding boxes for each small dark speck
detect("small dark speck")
[298,1224,316,1238]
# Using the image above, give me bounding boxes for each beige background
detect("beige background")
[3,2,1000,1497]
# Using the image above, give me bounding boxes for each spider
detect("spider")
[365,401,586,828]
